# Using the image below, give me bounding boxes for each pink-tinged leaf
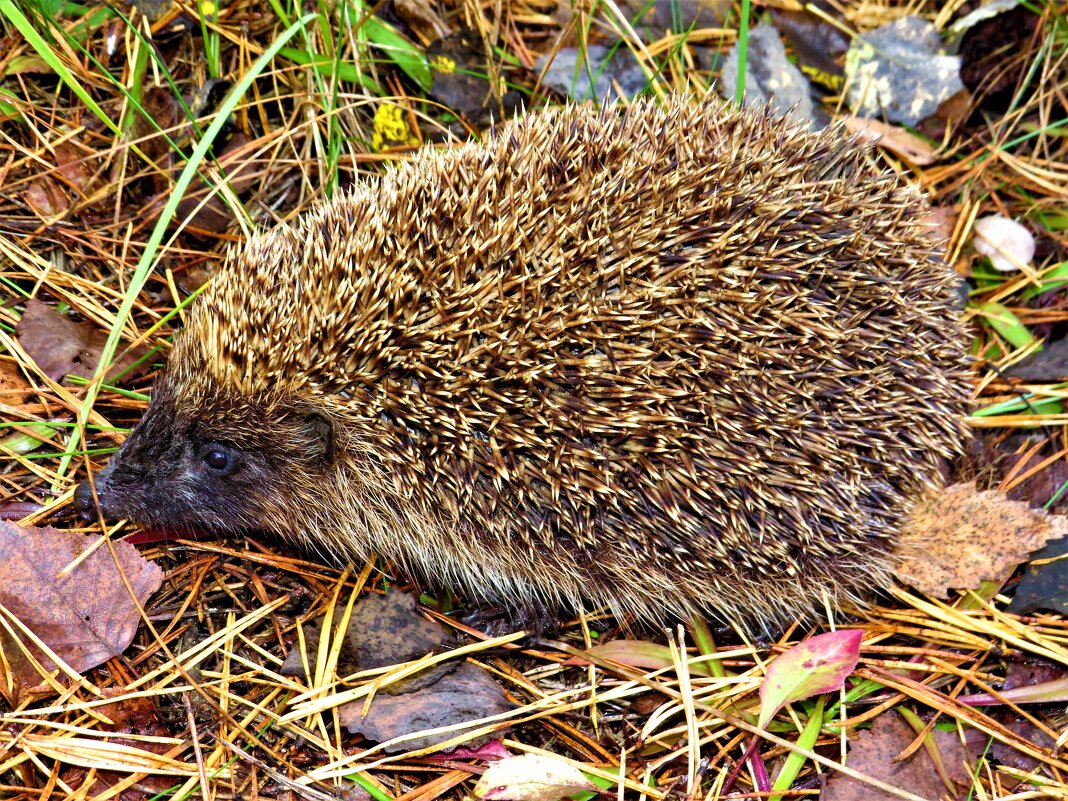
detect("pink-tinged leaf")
[570,640,672,670]
[758,630,863,728]
[569,640,713,676]
[427,739,512,762]
[957,676,1068,706]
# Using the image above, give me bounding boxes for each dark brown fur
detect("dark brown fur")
[77,96,972,626]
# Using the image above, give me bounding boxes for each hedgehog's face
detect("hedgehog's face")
[74,375,338,535]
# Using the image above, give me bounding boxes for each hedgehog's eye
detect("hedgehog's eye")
[205,449,229,470]
[199,443,238,475]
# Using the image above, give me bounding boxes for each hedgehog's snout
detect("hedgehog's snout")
[73,479,96,519]
[73,464,120,521]
[74,456,151,522]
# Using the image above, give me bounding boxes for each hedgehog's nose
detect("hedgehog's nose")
[74,480,99,521]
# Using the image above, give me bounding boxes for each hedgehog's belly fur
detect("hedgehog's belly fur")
[85,96,972,626]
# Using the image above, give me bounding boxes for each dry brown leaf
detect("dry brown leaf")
[281,591,453,689]
[0,358,34,406]
[843,117,938,165]
[340,660,514,752]
[0,523,162,694]
[473,753,596,801]
[62,692,176,800]
[53,142,96,197]
[295,592,513,752]
[824,712,973,801]
[24,176,69,217]
[897,483,1068,598]
[16,299,152,385]
[920,205,960,257]
[393,0,448,44]
[174,132,258,234]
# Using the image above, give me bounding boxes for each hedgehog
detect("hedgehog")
[75,95,972,628]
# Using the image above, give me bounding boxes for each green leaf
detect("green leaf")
[770,695,824,797]
[758,630,862,729]
[974,301,1040,351]
[278,47,381,92]
[579,639,716,677]
[972,387,1067,418]
[1020,260,1068,301]
[1,422,61,455]
[361,16,431,91]
[0,0,121,135]
[0,87,20,118]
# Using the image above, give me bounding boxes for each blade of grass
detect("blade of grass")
[771,696,825,798]
[733,0,750,106]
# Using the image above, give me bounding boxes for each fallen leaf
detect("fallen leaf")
[0,358,34,406]
[0,523,162,696]
[758,630,862,728]
[16,299,153,385]
[1004,337,1068,382]
[280,590,453,691]
[956,2,1041,113]
[824,712,971,801]
[426,739,512,762]
[0,421,61,456]
[393,0,448,45]
[175,132,258,234]
[1008,535,1068,614]
[973,300,1039,351]
[473,753,596,801]
[341,660,514,752]
[63,692,176,800]
[570,639,714,676]
[843,117,937,165]
[53,142,96,197]
[24,177,69,218]
[1004,659,1066,691]
[986,711,1058,773]
[919,205,960,259]
[897,483,1068,599]
[284,591,513,752]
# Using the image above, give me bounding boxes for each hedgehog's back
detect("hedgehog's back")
[190,96,971,623]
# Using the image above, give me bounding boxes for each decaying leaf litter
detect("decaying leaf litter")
[1,0,1067,799]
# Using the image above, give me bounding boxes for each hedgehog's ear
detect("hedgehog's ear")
[286,408,336,465]
[307,412,336,464]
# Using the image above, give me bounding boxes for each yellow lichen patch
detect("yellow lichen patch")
[430,54,457,74]
[371,104,420,152]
